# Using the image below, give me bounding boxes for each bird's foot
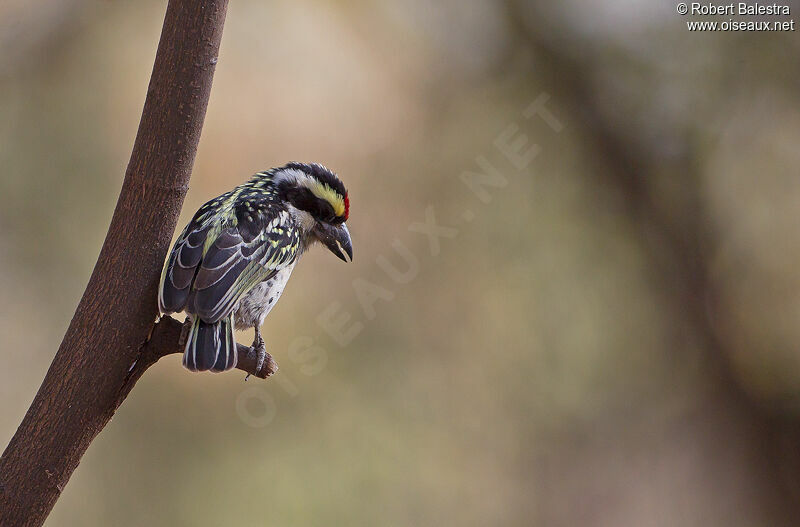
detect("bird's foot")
[253,333,266,373]
[245,333,269,380]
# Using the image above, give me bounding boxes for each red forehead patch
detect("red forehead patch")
[344,193,350,220]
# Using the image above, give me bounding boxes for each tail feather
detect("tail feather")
[183,316,237,372]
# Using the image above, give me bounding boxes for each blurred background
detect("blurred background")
[2,0,800,525]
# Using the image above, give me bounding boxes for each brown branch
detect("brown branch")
[116,316,278,409]
[0,1,234,525]
[148,316,278,380]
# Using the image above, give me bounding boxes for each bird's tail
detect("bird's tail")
[183,315,237,372]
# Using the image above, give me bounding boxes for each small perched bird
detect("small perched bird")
[158,162,352,374]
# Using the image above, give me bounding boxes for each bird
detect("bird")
[158,162,352,374]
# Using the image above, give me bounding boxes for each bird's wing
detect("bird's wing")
[159,213,212,315]
[190,209,300,323]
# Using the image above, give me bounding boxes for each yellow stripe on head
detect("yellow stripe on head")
[305,179,346,217]
[273,162,350,220]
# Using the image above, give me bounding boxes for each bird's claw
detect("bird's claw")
[245,334,267,380]
[254,335,266,372]
[255,348,266,375]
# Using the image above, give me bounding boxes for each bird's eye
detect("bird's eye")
[319,202,336,223]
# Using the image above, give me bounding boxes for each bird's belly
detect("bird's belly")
[233,266,294,330]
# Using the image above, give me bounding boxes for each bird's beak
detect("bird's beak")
[315,222,353,262]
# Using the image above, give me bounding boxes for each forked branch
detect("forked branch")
[0,1,235,525]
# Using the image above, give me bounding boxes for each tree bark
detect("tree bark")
[0,1,235,525]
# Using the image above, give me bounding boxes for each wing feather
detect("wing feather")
[192,210,299,323]
[159,222,209,313]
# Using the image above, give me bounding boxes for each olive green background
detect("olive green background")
[2,1,800,525]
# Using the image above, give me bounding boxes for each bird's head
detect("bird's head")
[273,162,353,262]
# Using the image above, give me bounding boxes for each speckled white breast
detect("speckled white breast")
[233,264,296,330]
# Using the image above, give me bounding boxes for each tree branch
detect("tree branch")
[149,317,279,380]
[0,1,236,525]
[116,316,278,410]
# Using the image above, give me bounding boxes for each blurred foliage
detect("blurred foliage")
[2,1,800,525]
